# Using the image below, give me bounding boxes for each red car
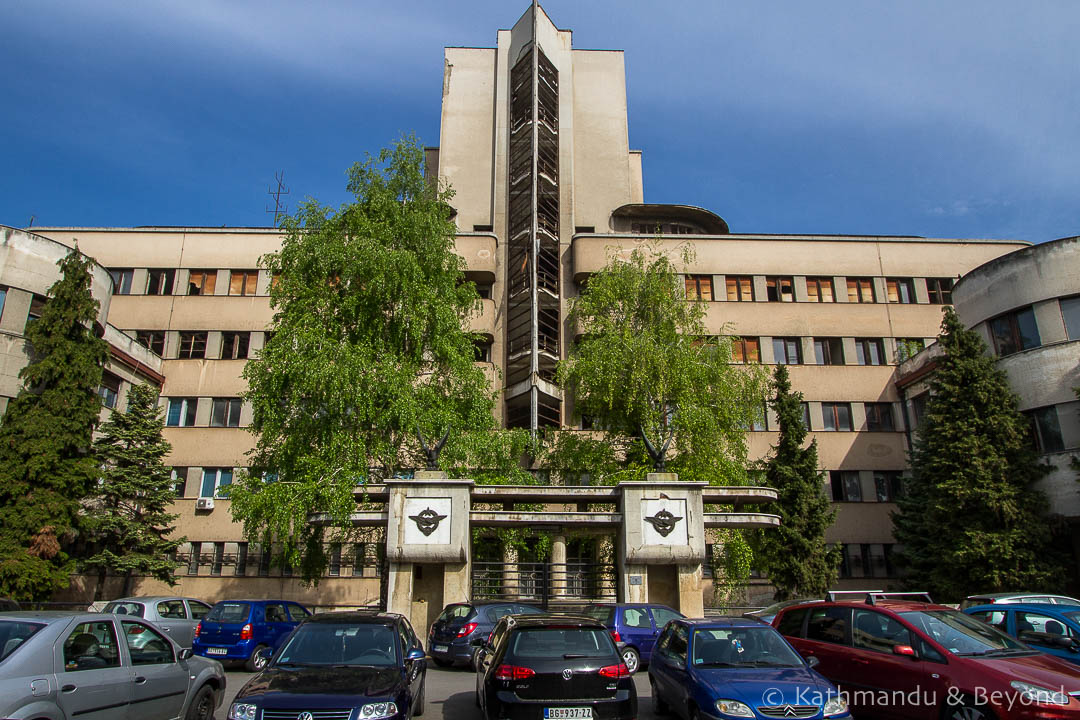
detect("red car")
[773,594,1080,719]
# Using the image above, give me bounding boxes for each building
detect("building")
[11,4,1037,607]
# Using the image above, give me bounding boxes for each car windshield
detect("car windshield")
[510,627,615,659]
[104,601,145,618]
[582,606,615,625]
[275,623,399,667]
[692,627,805,667]
[206,602,251,623]
[437,605,471,623]
[901,610,1028,656]
[0,621,45,662]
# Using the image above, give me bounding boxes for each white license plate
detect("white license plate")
[544,708,592,719]
[434,645,449,652]
[205,648,228,655]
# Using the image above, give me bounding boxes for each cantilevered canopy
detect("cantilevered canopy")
[611,203,729,235]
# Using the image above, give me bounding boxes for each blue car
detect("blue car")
[583,602,684,673]
[964,602,1080,665]
[192,598,311,671]
[428,601,544,668]
[649,617,850,720]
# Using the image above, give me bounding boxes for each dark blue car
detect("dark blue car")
[192,598,310,671]
[428,601,543,668]
[649,617,850,720]
[583,602,684,673]
[965,602,1080,665]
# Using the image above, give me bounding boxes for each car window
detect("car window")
[508,628,616,659]
[0,620,45,662]
[206,602,250,623]
[437,604,472,623]
[692,627,805,667]
[486,605,515,622]
[623,608,652,628]
[805,607,851,645]
[63,621,122,672]
[1024,597,1053,604]
[582,605,614,625]
[853,610,911,653]
[104,601,144,618]
[776,608,808,638]
[157,600,186,619]
[122,621,174,665]
[651,607,683,628]
[1050,596,1080,605]
[1016,611,1079,639]
[655,625,674,655]
[397,622,410,656]
[916,637,946,663]
[277,622,398,667]
[286,604,310,622]
[968,610,1008,632]
[265,604,288,623]
[489,618,510,650]
[188,601,211,619]
[901,610,1025,655]
[514,604,544,615]
[668,624,689,664]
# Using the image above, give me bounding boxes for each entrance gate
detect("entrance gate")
[471,561,618,609]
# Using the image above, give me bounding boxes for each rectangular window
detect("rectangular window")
[847,277,875,303]
[97,372,121,409]
[684,275,713,301]
[805,277,834,303]
[865,402,895,432]
[1062,296,1080,340]
[146,269,175,296]
[166,398,197,427]
[854,338,885,366]
[885,278,914,304]
[0,286,7,322]
[800,402,811,430]
[211,542,225,576]
[171,467,187,496]
[177,331,208,359]
[27,294,47,323]
[989,307,1042,357]
[830,471,862,501]
[229,270,259,296]
[135,330,166,355]
[749,404,767,432]
[926,277,954,304]
[726,275,754,301]
[772,337,802,365]
[329,543,342,577]
[259,545,272,576]
[732,337,761,364]
[187,270,217,296]
[473,340,492,363]
[109,269,134,295]
[822,402,852,431]
[220,331,250,360]
[200,468,233,498]
[895,338,925,363]
[235,543,248,577]
[210,398,243,427]
[187,542,201,575]
[1028,406,1065,452]
[766,276,794,302]
[814,337,845,365]
[874,471,904,502]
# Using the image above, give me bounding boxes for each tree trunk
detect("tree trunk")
[121,570,134,598]
[93,567,107,602]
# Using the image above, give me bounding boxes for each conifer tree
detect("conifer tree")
[0,249,108,600]
[85,383,182,599]
[893,307,1064,601]
[753,364,839,601]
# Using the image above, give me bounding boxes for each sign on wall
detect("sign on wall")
[403,497,452,545]
[641,498,688,546]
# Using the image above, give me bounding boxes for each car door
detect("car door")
[398,620,423,702]
[653,623,690,716]
[54,618,133,720]
[1014,609,1080,663]
[151,600,192,648]
[647,606,683,663]
[849,609,933,720]
[262,603,292,649]
[120,619,189,720]
[620,606,655,659]
[793,606,853,685]
[182,600,211,648]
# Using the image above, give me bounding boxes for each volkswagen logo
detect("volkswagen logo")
[561,668,573,680]
[298,713,315,720]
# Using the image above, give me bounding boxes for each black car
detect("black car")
[429,601,543,668]
[474,614,637,720]
[227,611,426,720]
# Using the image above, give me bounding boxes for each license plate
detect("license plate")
[205,647,228,656]
[545,708,592,719]
[434,645,449,652]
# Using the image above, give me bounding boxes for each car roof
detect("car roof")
[966,603,1080,614]
[212,598,299,604]
[302,611,399,625]
[966,592,1074,600]
[106,596,197,603]
[584,602,670,608]
[0,611,126,623]
[786,599,953,614]
[680,616,773,629]
[507,614,607,629]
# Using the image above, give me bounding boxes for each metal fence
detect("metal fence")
[472,561,617,610]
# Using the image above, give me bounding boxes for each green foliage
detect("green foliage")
[710,528,754,606]
[752,365,839,601]
[893,308,1065,602]
[234,137,496,581]
[0,249,108,600]
[84,384,183,598]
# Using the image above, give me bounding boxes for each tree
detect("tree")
[232,137,496,580]
[84,383,182,599]
[752,365,839,601]
[892,307,1065,601]
[0,248,108,600]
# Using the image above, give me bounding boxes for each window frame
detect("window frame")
[814,337,845,366]
[210,398,243,428]
[926,277,954,304]
[725,275,754,302]
[772,337,802,365]
[166,397,197,427]
[805,277,834,303]
[846,277,876,303]
[220,331,250,360]
[684,275,713,302]
[187,270,217,296]
[732,337,761,364]
[765,276,795,302]
[135,330,166,355]
[854,338,886,366]
[885,278,915,304]
[200,467,233,498]
[109,269,134,296]
[831,470,862,502]
[1061,295,1080,341]
[177,331,208,359]
[229,270,259,297]
[146,268,175,296]
[989,307,1041,357]
[1028,406,1065,453]
[822,402,853,432]
[864,402,895,432]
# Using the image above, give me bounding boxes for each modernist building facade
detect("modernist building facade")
[5,4,1044,607]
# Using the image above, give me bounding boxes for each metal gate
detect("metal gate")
[471,561,617,610]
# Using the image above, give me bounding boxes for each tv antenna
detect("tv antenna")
[266,172,290,225]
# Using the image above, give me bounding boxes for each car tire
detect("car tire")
[942,702,996,720]
[621,646,640,674]
[185,684,215,720]
[413,680,425,717]
[650,677,669,715]
[433,657,453,668]
[246,644,269,672]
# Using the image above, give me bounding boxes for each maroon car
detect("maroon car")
[773,595,1080,720]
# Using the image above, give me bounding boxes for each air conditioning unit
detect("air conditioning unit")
[195,497,215,511]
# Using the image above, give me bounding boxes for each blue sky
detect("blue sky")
[2,1,1078,243]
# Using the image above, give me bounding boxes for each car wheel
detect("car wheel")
[413,680,425,717]
[943,701,996,720]
[650,677,670,715]
[246,644,269,672]
[185,685,215,720]
[433,657,453,668]
[621,646,640,674]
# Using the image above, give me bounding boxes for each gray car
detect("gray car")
[103,596,212,649]
[0,611,225,720]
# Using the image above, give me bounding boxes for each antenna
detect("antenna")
[266,172,290,225]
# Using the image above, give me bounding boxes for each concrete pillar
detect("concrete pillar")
[502,542,519,600]
[551,535,567,597]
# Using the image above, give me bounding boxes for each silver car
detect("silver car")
[0,611,225,720]
[103,596,212,648]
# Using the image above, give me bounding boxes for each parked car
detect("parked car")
[103,595,212,648]
[774,595,1080,719]
[743,598,823,624]
[966,602,1080,665]
[192,598,310,671]
[0,610,225,720]
[960,592,1080,609]
[474,613,637,720]
[649,616,850,719]
[582,602,684,672]
[428,600,544,668]
[229,611,426,720]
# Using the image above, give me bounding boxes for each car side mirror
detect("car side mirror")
[805,655,820,668]
[406,648,426,662]
[893,645,916,657]
[178,648,193,661]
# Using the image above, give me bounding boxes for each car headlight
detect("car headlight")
[359,701,399,719]
[824,695,849,716]
[227,703,258,720]
[715,699,755,718]
[1010,681,1071,706]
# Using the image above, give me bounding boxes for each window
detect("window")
[926,277,954,304]
[777,608,809,638]
[259,545,272,576]
[685,275,713,301]
[328,543,342,577]
[171,468,187,496]
[166,397,197,427]
[0,286,7,322]
[235,543,248,576]
[830,471,862,501]
[895,338,925,363]
[989,307,1041,357]
[135,330,165,355]
[210,398,242,427]
[187,542,201,575]
[805,277,834,303]
[187,270,217,296]
[651,607,682,628]
[220,331,250,360]
[1028,406,1065,452]
[748,404,767,432]
[813,337,844,366]
[772,337,802,365]
[27,294,47,324]
[847,277,875,303]
[475,282,493,299]
[146,269,175,296]
[766,276,794,302]
[805,607,851,645]
[885,278,914,304]
[177,331,208,359]
[623,608,651,628]
[189,601,211,619]
[97,372,121,409]
[109,269,134,295]
[229,270,258,296]
[822,403,852,431]
[854,338,885,366]
[63,621,121,671]
[911,393,929,428]
[864,402,895,431]
[211,542,225,576]
[732,337,760,363]
[874,471,904,502]
[853,609,910,653]
[844,544,869,578]
[200,468,233,498]
[800,402,811,430]
[473,340,492,363]
[1015,612,1080,639]
[1062,296,1080,340]
[726,275,754,301]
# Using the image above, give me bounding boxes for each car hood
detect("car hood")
[236,665,404,705]
[971,653,1080,692]
[695,666,837,708]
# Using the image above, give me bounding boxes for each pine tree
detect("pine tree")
[893,307,1064,601]
[0,249,108,600]
[84,383,182,599]
[753,365,840,601]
